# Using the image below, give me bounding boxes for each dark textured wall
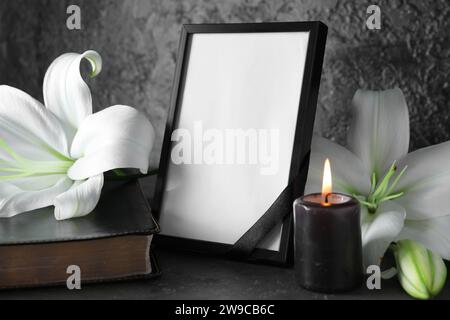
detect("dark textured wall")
[0,0,449,166]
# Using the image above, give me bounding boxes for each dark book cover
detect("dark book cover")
[0,179,160,289]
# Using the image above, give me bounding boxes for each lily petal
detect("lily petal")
[0,176,73,218]
[54,174,104,220]
[67,105,155,180]
[306,136,371,195]
[348,89,409,178]
[361,201,405,267]
[0,86,75,217]
[398,215,450,260]
[0,85,70,161]
[43,50,102,132]
[393,141,450,220]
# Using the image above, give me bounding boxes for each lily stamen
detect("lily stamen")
[357,161,407,214]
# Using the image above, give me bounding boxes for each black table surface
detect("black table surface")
[0,247,449,300]
[1,177,448,300]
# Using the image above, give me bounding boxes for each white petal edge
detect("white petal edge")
[394,141,450,220]
[397,215,450,261]
[0,176,73,218]
[305,136,371,196]
[347,88,410,178]
[68,105,155,180]
[0,85,71,161]
[54,174,104,221]
[361,201,406,267]
[43,50,102,131]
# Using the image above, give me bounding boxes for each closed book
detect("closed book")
[0,179,160,289]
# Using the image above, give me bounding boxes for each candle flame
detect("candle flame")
[321,158,332,206]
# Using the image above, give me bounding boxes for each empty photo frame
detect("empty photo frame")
[153,22,327,265]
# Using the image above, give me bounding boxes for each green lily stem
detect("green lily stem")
[113,169,127,177]
[107,168,159,181]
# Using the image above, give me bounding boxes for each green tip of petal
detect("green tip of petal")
[82,51,102,78]
[86,57,99,78]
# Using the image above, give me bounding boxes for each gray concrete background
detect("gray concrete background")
[0,0,449,167]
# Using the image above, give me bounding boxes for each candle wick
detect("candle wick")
[325,193,332,204]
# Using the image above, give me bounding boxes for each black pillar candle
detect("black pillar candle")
[293,193,363,293]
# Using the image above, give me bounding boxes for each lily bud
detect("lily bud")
[394,240,447,299]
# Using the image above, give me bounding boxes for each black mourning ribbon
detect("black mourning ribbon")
[227,152,310,259]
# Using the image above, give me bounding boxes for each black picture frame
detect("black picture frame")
[153,21,327,266]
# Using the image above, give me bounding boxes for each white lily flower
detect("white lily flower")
[0,51,155,220]
[306,88,450,267]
